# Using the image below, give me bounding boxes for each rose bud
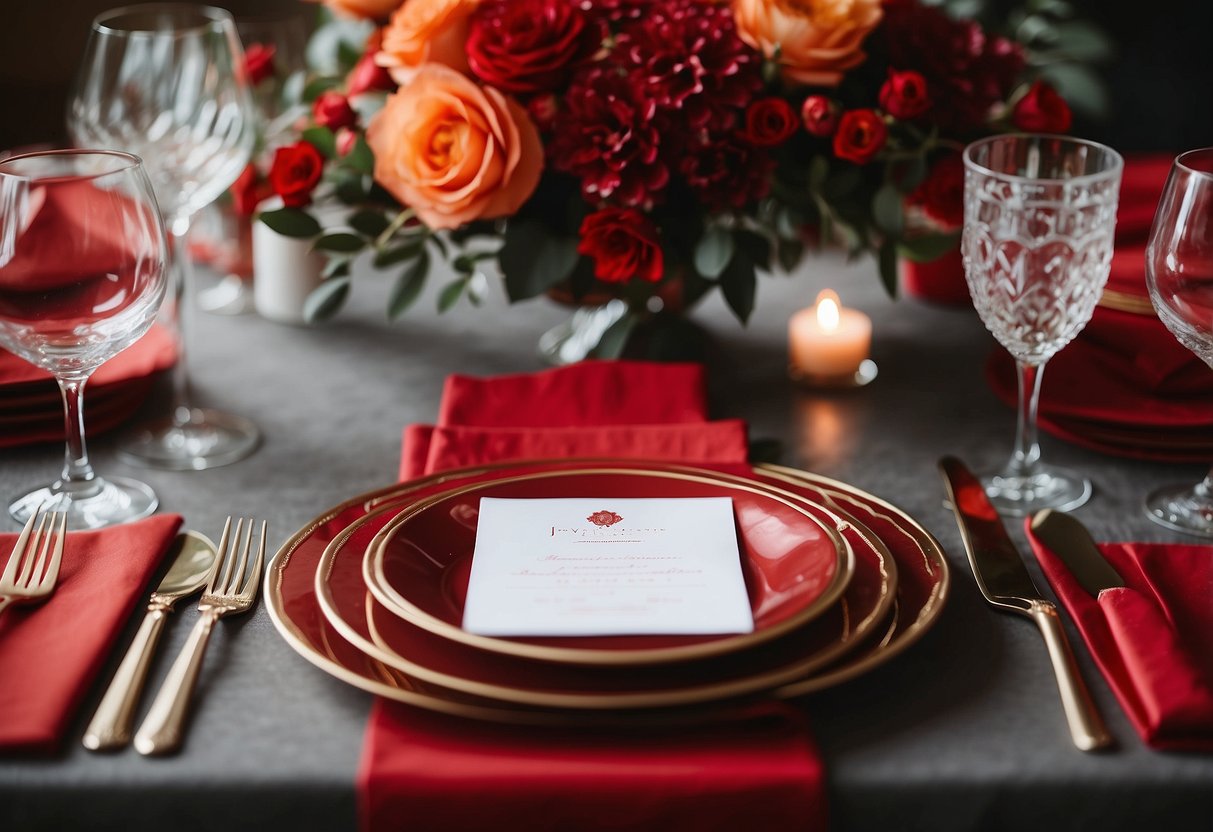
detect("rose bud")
[801,95,840,138]
[243,43,277,86]
[335,127,358,158]
[742,97,799,147]
[347,52,396,96]
[269,141,326,208]
[1012,80,1072,133]
[832,109,887,165]
[526,93,560,133]
[313,91,358,131]
[879,68,930,120]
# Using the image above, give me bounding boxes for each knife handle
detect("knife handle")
[83,608,168,751]
[1029,600,1114,752]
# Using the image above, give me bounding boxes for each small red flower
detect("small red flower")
[909,154,964,228]
[801,95,840,137]
[313,91,358,131]
[346,53,395,96]
[1012,80,1072,133]
[335,128,358,158]
[244,43,277,86]
[230,164,272,217]
[879,69,931,120]
[741,97,799,147]
[578,208,664,284]
[833,109,887,165]
[269,141,325,208]
[527,94,559,133]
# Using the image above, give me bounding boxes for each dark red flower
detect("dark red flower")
[833,109,887,165]
[230,164,272,217]
[578,208,664,283]
[801,95,840,137]
[879,69,931,120]
[909,154,964,228]
[244,43,277,86]
[527,93,559,132]
[312,91,358,131]
[1012,80,1073,133]
[681,136,774,210]
[741,98,799,147]
[269,141,325,208]
[466,0,603,94]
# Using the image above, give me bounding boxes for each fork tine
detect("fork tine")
[225,518,252,595]
[2,508,39,586]
[42,511,66,590]
[239,521,267,601]
[219,518,246,594]
[17,509,50,588]
[205,517,234,595]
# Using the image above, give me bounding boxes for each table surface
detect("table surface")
[2,253,1211,831]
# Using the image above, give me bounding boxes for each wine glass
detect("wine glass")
[0,150,167,529]
[1143,147,1213,535]
[68,3,259,470]
[962,134,1123,515]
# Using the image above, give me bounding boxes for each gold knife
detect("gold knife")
[939,456,1113,752]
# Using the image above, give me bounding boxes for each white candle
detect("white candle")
[788,289,872,380]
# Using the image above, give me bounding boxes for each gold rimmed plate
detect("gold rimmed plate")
[362,466,854,667]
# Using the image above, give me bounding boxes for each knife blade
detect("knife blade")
[1029,509,1125,596]
[939,456,1113,752]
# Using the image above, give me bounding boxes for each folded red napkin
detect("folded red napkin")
[360,361,827,832]
[1025,523,1213,751]
[0,513,182,753]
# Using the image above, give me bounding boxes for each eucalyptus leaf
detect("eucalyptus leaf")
[303,276,351,323]
[694,225,734,279]
[388,252,429,320]
[259,208,322,239]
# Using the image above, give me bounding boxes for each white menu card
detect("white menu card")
[461,497,754,637]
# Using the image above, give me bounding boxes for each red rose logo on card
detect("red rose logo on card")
[586,510,623,527]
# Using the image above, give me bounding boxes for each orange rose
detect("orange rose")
[376,0,478,84]
[732,0,883,87]
[366,64,543,229]
[320,0,405,21]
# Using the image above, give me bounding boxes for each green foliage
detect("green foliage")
[303,276,351,323]
[499,219,580,302]
[259,208,322,239]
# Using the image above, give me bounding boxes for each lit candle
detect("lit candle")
[788,289,873,383]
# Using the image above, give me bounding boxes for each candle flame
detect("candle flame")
[815,289,840,333]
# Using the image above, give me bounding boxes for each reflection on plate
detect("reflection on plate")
[364,466,854,667]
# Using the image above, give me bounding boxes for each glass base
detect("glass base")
[1144,483,1213,537]
[983,464,1092,516]
[9,476,158,530]
[537,300,628,366]
[118,408,261,471]
[198,275,253,316]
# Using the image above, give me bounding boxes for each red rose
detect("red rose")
[833,109,887,165]
[467,0,602,94]
[230,164,272,217]
[269,141,325,208]
[244,43,277,86]
[313,91,358,131]
[909,154,964,228]
[801,95,839,137]
[741,97,798,147]
[879,68,930,120]
[578,208,664,284]
[1012,80,1072,133]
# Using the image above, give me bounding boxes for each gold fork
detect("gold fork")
[133,517,267,756]
[0,507,66,616]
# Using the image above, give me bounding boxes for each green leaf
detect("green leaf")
[437,278,466,312]
[259,208,322,239]
[808,156,830,191]
[734,230,772,272]
[313,233,365,254]
[1037,63,1110,118]
[388,252,429,320]
[453,253,476,275]
[303,276,351,323]
[591,312,639,359]
[373,239,425,269]
[322,257,351,279]
[1045,22,1114,63]
[428,234,450,259]
[302,126,337,159]
[335,175,367,205]
[719,250,757,324]
[302,75,341,103]
[693,225,734,280]
[499,219,580,302]
[777,237,805,273]
[896,155,929,195]
[345,135,375,175]
[337,39,363,72]
[872,184,905,238]
[348,210,391,238]
[897,232,961,263]
[878,241,900,299]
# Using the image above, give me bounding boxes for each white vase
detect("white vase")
[252,219,325,324]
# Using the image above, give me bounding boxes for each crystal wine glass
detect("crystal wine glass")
[0,150,167,529]
[1143,147,1213,535]
[68,3,258,470]
[962,134,1123,515]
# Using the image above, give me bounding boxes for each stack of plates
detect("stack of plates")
[266,460,949,724]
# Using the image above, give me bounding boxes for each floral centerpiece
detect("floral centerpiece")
[255,0,1105,359]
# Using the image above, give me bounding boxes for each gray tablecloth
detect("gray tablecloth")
[1,253,1211,831]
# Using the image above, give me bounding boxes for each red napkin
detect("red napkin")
[0,513,182,753]
[1025,523,1213,751]
[360,361,828,832]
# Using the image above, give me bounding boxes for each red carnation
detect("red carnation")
[313,91,358,131]
[879,69,931,120]
[1012,80,1072,133]
[269,141,325,208]
[466,0,602,94]
[244,43,276,86]
[230,164,272,217]
[741,98,799,147]
[681,136,773,211]
[833,110,887,165]
[801,95,839,137]
[578,208,664,284]
[909,154,964,228]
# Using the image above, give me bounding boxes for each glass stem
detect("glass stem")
[1192,467,1213,503]
[168,217,194,428]
[1007,360,1045,479]
[56,375,101,499]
